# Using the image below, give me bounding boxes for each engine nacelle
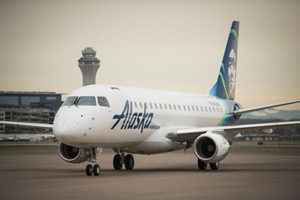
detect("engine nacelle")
[193,132,230,163]
[58,143,90,163]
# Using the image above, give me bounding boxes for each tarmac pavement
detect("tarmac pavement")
[0,148,300,200]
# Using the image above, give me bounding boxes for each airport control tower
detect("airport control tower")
[78,47,100,86]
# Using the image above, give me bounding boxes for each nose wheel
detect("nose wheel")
[86,164,101,176]
[85,164,101,176]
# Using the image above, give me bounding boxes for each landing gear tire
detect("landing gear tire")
[113,154,123,170]
[93,164,101,176]
[198,159,207,170]
[124,154,134,170]
[210,162,219,170]
[86,164,93,176]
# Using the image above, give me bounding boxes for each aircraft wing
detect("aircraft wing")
[0,121,53,129]
[233,99,300,115]
[166,121,300,142]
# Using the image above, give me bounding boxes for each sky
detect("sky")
[0,0,299,110]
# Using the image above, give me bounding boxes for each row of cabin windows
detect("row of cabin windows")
[133,101,223,113]
[63,96,223,113]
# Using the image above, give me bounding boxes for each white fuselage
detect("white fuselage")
[53,84,230,154]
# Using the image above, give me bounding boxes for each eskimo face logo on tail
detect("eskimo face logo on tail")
[111,100,158,133]
[228,49,237,99]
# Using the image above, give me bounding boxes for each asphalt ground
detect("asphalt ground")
[0,148,300,200]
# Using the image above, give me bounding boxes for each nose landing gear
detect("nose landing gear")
[85,148,101,176]
[85,164,101,176]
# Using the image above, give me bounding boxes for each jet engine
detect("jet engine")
[58,143,90,163]
[193,132,230,163]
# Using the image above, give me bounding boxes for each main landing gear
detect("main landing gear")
[198,159,219,170]
[113,153,134,170]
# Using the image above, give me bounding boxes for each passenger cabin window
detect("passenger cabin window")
[155,103,158,109]
[98,97,110,107]
[77,96,96,106]
[134,102,138,108]
[62,96,77,106]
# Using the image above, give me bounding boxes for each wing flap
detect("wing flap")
[0,121,53,129]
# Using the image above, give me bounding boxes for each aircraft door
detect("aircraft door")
[107,86,125,114]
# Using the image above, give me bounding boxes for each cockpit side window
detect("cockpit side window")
[77,96,96,106]
[62,96,78,106]
[98,96,110,107]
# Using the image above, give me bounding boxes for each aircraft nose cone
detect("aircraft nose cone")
[53,117,69,140]
[53,112,80,141]
[53,110,90,142]
[53,107,97,142]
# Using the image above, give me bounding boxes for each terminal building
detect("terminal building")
[0,92,62,134]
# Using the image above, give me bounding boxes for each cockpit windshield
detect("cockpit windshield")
[62,96,77,106]
[62,96,96,106]
[77,96,96,106]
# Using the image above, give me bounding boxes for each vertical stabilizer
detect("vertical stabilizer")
[209,21,239,100]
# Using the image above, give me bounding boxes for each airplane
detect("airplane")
[1,21,300,176]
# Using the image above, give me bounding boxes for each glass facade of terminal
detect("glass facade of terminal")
[0,92,63,134]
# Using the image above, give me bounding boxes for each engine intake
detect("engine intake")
[58,143,90,163]
[193,132,230,163]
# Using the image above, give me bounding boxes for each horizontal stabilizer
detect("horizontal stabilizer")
[234,99,300,115]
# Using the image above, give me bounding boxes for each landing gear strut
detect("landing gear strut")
[113,153,134,170]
